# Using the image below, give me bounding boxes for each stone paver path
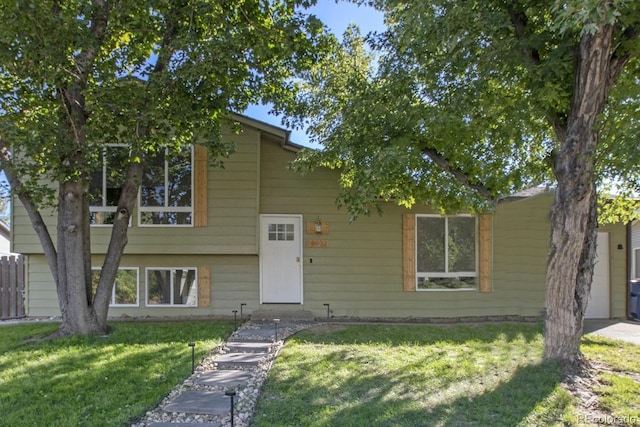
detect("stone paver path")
[133,320,315,427]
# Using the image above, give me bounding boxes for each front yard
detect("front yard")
[1,320,638,426]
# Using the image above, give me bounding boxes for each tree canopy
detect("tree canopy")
[286,1,639,219]
[282,0,639,364]
[0,0,332,334]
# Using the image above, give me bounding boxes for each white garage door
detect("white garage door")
[585,232,610,319]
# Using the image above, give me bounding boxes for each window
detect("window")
[91,268,139,306]
[634,248,640,279]
[416,215,477,290]
[268,223,295,241]
[146,268,197,306]
[139,146,193,226]
[89,144,130,225]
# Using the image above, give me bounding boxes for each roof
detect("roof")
[499,186,553,203]
[231,113,304,152]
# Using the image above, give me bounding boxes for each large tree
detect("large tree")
[0,0,330,336]
[282,1,640,364]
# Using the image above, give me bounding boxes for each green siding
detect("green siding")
[17,123,630,320]
[12,127,261,256]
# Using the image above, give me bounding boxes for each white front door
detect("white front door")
[586,232,610,319]
[260,215,303,303]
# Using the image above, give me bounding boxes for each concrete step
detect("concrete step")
[250,309,315,321]
[193,369,253,387]
[163,390,232,416]
[213,352,265,368]
[150,423,221,427]
[226,341,272,353]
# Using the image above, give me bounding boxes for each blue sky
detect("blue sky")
[244,0,385,148]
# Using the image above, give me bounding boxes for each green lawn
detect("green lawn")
[253,323,640,427]
[0,320,234,426]
[2,321,638,427]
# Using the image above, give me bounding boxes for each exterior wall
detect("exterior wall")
[12,126,261,256]
[16,123,630,319]
[260,141,555,319]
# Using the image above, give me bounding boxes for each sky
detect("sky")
[244,0,385,148]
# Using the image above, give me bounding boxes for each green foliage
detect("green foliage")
[0,0,332,207]
[0,320,234,426]
[286,1,640,219]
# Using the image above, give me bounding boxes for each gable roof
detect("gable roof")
[231,113,304,152]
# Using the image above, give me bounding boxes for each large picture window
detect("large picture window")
[139,146,193,226]
[89,144,129,225]
[91,268,139,306]
[146,268,197,306]
[416,215,477,290]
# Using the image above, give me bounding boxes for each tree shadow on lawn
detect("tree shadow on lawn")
[258,357,563,427]
[336,361,562,427]
[254,323,567,426]
[0,320,235,426]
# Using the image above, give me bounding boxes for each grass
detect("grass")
[253,323,640,427]
[2,321,638,426]
[0,320,234,426]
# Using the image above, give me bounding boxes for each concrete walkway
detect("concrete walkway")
[583,318,640,345]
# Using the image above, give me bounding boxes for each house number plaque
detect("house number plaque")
[306,239,329,248]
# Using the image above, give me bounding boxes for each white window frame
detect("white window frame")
[91,267,139,307]
[145,267,198,307]
[415,214,478,291]
[138,146,194,227]
[90,144,130,227]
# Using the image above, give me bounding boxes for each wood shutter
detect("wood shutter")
[478,214,493,292]
[402,214,416,292]
[194,145,208,227]
[198,265,211,307]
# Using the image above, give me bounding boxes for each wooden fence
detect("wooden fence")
[0,255,25,320]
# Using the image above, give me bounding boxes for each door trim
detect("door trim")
[259,214,304,304]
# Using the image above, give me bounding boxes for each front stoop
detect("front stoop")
[250,309,315,322]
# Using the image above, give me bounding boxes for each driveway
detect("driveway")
[583,319,640,345]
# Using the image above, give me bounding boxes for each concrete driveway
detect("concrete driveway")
[583,319,640,345]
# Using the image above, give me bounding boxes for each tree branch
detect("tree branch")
[0,138,59,286]
[420,146,495,200]
[508,8,541,66]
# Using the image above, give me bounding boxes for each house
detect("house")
[0,220,10,255]
[12,115,631,320]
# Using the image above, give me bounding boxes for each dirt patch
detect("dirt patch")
[562,360,640,424]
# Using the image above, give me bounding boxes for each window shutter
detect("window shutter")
[403,214,416,292]
[479,214,493,292]
[194,145,208,227]
[198,265,211,307]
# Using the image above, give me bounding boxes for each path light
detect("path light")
[188,342,195,374]
[240,303,247,320]
[274,318,280,342]
[232,310,238,330]
[225,389,236,427]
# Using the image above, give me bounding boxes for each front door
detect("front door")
[260,215,303,303]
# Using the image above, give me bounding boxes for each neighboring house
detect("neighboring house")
[12,115,631,320]
[0,220,11,255]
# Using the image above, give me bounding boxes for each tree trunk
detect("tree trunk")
[57,181,99,335]
[543,24,615,363]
